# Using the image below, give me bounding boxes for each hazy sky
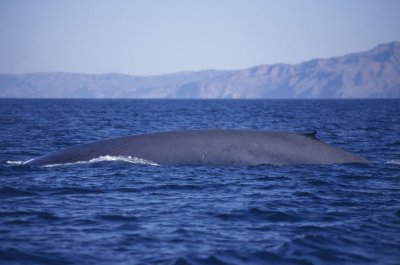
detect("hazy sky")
[1,0,399,75]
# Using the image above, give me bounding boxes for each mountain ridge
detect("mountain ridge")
[1,41,399,98]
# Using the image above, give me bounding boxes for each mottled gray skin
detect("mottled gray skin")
[24,130,368,166]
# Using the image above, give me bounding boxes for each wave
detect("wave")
[214,207,301,223]
[6,160,26,165]
[386,159,400,165]
[0,186,37,197]
[7,155,159,167]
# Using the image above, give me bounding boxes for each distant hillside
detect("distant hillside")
[1,41,399,98]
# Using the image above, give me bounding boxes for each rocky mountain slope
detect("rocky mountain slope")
[1,41,399,98]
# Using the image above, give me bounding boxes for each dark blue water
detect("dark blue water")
[1,99,399,265]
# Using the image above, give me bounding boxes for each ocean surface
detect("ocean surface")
[1,99,399,265]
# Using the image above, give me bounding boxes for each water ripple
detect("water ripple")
[1,99,399,265]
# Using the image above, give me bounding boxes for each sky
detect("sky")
[0,0,399,76]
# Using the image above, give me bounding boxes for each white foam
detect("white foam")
[6,160,25,165]
[8,156,158,167]
[45,155,159,167]
[88,155,159,166]
[386,159,400,165]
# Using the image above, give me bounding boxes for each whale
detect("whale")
[24,130,368,166]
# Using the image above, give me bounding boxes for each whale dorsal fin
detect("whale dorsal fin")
[302,131,318,140]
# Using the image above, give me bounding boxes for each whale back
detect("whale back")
[25,130,367,166]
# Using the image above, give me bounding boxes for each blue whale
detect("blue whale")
[24,130,367,166]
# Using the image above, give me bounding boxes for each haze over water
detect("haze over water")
[1,0,399,76]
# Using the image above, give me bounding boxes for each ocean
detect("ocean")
[1,99,399,265]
